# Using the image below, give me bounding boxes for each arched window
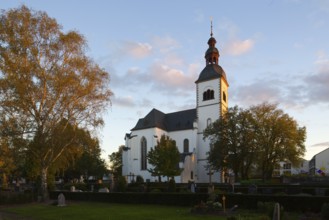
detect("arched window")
[203,91,206,100]
[207,118,212,127]
[141,137,147,170]
[203,89,215,101]
[183,139,189,153]
[210,90,214,99]
[223,91,227,102]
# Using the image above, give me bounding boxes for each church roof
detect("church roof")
[195,64,228,83]
[131,108,196,132]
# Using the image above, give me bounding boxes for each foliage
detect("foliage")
[168,178,176,192]
[0,138,15,179]
[0,192,35,205]
[115,175,127,192]
[135,175,144,184]
[191,200,223,214]
[109,145,124,178]
[147,134,181,181]
[61,129,108,181]
[204,106,256,180]
[257,201,284,219]
[0,6,112,200]
[204,103,306,181]
[249,103,306,180]
[321,203,329,220]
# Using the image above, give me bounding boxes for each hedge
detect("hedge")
[49,191,328,212]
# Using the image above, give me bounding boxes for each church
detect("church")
[122,27,229,184]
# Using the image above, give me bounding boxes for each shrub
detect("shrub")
[135,175,144,184]
[167,178,176,192]
[115,176,127,192]
[321,203,329,220]
[257,201,284,219]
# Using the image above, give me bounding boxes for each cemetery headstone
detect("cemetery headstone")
[57,193,66,207]
[98,187,109,193]
[190,182,195,193]
[248,184,257,194]
[272,203,280,220]
[315,188,326,196]
[70,185,75,192]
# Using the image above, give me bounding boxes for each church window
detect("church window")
[141,137,147,170]
[183,139,189,153]
[207,118,212,127]
[223,91,227,102]
[203,89,215,101]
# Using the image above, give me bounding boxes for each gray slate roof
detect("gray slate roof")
[195,64,228,84]
[131,108,197,132]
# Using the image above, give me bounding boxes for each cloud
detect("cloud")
[311,142,329,147]
[231,74,310,109]
[112,95,136,108]
[223,39,255,56]
[215,18,255,56]
[110,66,147,89]
[232,78,282,107]
[148,62,196,93]
[123,41,152,59]
[304,54,329,103]
[151,35,180,53]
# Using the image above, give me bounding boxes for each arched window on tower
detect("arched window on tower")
[141,137,147,170]
[207,118,212,127]
[203,89,215,101]
[183,139,189,153]
[210,90,214,99]
[223,91,227,102]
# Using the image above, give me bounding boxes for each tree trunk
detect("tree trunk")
[41,166,49,202]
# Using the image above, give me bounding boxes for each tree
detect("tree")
[0,138,15,188]
[55,128,108,182]
[0,6,112,200]
[249,103,306,181]
[205,103,306,181]
[147,134,181,181]
[204,106,256,180]
[109,145,124,178]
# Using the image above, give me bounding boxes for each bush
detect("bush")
[257,201,284,219]
[167,178,176,192]
[115,176,127,192]
[321,203,329,220]
[135,175,144,184]
[0,192,35,205]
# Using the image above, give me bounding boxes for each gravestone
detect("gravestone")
[315,188,326,196]
[57,193,66,207]
[70,185,75,192]
[272,203,280,220]
[190,182,196,193]
[262,187,273,195]
[248,184,257,194]
[98,187,109,193]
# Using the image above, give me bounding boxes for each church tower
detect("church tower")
[195,23,229,183]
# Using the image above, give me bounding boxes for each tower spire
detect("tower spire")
[210,16,213,37]
[205,17,219,65]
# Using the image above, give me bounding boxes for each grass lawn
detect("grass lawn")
[0,202,304,220]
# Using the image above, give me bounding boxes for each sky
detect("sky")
[2,0,329,162]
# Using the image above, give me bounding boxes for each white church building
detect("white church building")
[122,29,229,184]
